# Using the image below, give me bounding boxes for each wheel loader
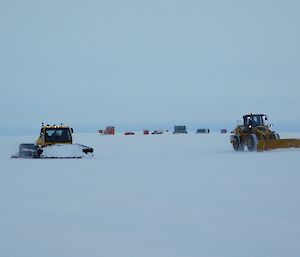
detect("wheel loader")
[230,114,300,152]
[11,123,93,158]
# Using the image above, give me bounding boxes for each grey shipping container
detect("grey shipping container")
[196,128,210,134]
[173,126,187,134]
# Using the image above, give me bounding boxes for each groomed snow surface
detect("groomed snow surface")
[1,132,300,257]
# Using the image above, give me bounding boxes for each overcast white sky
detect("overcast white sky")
[1,0,300,133]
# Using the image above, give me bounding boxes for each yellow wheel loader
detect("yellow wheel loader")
[230,114,300,152]
[12,124,93,158]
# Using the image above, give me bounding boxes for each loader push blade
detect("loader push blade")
[257,139,300,152]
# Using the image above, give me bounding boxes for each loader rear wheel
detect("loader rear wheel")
[232,136,244,151]
[247,134,258,151]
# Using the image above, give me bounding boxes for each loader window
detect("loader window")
[244,115,264,127]
[45,128,72,143]
[252,116,264,126]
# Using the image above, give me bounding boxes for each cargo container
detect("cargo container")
[173,125,187,134]
[196,128,210,134]
[99,126,115,135]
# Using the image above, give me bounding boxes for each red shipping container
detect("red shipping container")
[104,126,115,135]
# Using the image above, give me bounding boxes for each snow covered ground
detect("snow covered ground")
[1,132,300,257]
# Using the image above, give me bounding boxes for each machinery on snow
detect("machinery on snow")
[12,123,93,158]
[230,114,300,152]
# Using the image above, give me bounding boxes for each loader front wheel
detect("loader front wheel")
[247,134,258,151]
[232,136,244,151]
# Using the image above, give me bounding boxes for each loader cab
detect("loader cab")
[243,114,267,128]
[38,125,73,146]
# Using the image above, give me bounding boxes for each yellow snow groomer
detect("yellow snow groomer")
[230,114,300,152]
[12,123,93,158]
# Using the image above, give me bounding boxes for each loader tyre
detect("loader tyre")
[232,136,244,151]
[247,134,258,151]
